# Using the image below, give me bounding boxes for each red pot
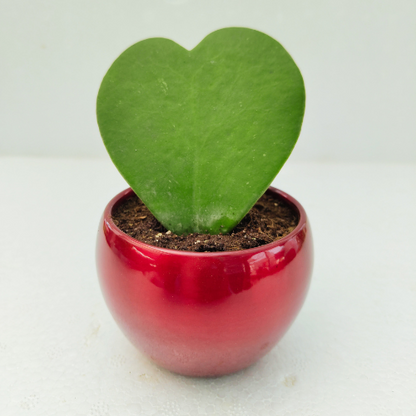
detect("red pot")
[96,187,313,377]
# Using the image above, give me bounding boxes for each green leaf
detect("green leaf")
[97,27,305,235]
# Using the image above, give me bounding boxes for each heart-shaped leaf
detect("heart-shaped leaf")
[97,27,305,235]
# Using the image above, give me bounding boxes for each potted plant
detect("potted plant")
[96,27,313,377]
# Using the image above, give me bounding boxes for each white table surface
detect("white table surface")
[1,157,415,415]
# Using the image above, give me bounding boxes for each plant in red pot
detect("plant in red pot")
[96,27,313,377]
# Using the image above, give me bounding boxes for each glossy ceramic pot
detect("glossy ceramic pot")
[96,187,313,377]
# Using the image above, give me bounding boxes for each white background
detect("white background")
[0,0,415,162]
[1,1,415,415]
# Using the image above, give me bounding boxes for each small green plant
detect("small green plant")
[97,27,305,235]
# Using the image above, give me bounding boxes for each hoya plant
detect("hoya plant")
[97,27,305,235]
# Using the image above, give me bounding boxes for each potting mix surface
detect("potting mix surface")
[112,192,299,252]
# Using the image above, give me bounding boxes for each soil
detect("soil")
[112,192,299,252]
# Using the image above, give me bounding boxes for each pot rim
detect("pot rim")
[103,186,307,257]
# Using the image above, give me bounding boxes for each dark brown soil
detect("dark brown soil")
[112,192,299,252]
